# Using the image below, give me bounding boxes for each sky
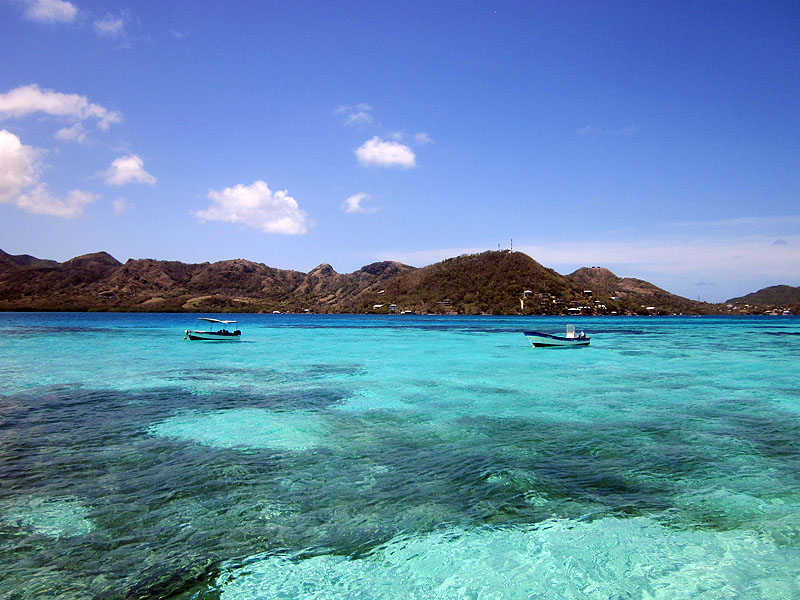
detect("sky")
[1,0,798,302]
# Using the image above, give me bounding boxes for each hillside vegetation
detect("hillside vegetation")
[727,285,800,314]
[727,285,800,306]
[0,247,769,315]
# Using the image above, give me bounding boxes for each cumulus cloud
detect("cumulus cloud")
[0,84,121,130]
[94,14,125,38]
[104,155,156,186]
[335,103,373,126]
[356,137,416,168]
[342,192,377,214]
[22,0,77,23]
[0,129,96,218]
[414,132,434,145]
[15,185,96,218]
[196,180,311,235]
[0,129,39,203]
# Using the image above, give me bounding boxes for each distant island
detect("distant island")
[1,248,797,315]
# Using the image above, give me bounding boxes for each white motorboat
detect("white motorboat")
[524,324,589,348]
[185,318,241,341]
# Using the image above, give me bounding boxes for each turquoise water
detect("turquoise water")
[1,313,798,599]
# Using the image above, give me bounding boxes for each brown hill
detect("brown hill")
[726,285,800,314]
[364,250,579,314]
[292,261,416,312]
[92,258,306,312]
[568,266,715,314]
[727,285,800,306]
[0,251,125,310]
[0,250,416,313]
[0,248,59,270]
[62,251,122,269]
[0,247,723,314]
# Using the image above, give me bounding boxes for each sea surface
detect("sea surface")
[1,313,799,599]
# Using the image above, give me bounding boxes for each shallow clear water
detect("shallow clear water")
[1,313,798,599]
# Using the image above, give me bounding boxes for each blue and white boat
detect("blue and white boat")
[524,324,589,348]
[184,317,241,341]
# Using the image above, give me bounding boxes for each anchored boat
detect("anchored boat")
[185,317,241,341]
[524,324,589,348]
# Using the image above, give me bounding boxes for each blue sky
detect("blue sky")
[1,1,798,302]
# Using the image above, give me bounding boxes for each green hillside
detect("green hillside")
[727,285,800,313]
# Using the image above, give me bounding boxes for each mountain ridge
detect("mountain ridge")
[0,247,789,314]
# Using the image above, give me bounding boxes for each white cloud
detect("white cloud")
[94,14,125,38]
[0,129,96,218]
[342,192,377,214]
[356,137,416,168]
[54,122,86,143]
[22,0,77,23]
[0,85,121,130]
[196,180,311,235]
[0,129,39,203]
[391,131,433,145]
[15,185,96,218]
[104,155,156,186]
[112,197,131,215]
[335,103,373,126]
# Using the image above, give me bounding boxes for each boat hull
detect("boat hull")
[185,330,241,341]
[524,331,590,348]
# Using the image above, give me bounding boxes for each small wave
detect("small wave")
[215,516,800,599]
